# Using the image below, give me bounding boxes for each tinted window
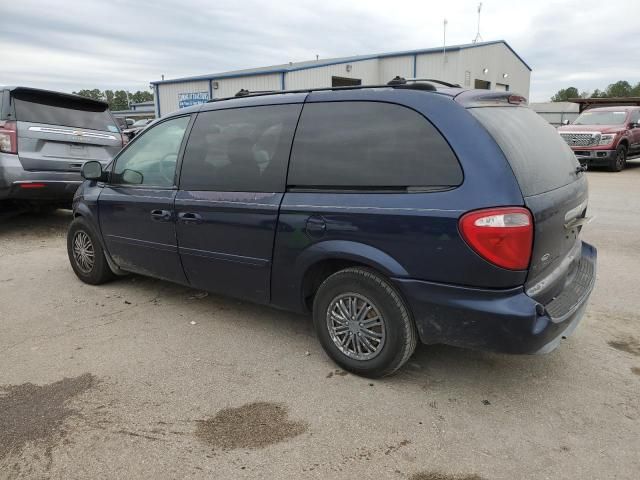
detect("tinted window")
[470,106,578,196]
[12,90,118,132]
[112,116,190,187]
[287,102,462,189]
[180,105,301,192]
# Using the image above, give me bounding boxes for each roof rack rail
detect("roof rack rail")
[235,89,278,97]
[204,78,463,103]
[406,78,462,88]
[388,77,461,88]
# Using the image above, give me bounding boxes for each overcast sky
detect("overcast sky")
[1,0,638,102]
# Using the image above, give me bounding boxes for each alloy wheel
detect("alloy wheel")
[72,231,95,274]
[326,292,386,360]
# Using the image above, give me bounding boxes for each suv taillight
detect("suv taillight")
[459,207,533,270]
[0,120,18,154]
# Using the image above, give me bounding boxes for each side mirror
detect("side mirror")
[122,169,143,184]
[562,119,570,125]
[81,161,102,180]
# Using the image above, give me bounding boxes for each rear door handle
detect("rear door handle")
[178,212,203,224]
[150,209,172,222]
[564,216,594,230]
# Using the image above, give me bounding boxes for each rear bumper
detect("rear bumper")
[393,242,597,354]
[572,149,615,166]
[0,152,82,201]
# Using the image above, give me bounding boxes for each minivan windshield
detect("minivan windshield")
[12,90,118,132]
[573,110,627,125]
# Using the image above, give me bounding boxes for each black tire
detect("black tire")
[312,267,417,378]
[609,145,627,172]
[67,217,115,285]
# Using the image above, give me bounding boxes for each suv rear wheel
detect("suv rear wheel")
[312,267,417,378]
[67,217,115,285]
[609,144,627,172]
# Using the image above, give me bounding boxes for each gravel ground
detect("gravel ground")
[0,163,639,480]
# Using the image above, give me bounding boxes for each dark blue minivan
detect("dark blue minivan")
[67,81,597,377]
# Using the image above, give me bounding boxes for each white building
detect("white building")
[151,40,531,117]
[530,102,580,126]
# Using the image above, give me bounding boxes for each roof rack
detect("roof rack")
[235,89,278,97]
[387,76,461,88]
[205,77,461,103]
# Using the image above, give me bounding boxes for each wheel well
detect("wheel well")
[302,259,367,311]
[618,139,629,150]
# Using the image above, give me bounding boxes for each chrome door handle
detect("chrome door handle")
[178,212,203,224]
[150,209,172,222]
[564,216,594,230]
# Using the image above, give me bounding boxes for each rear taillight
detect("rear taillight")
[0,120,18,154]
[19,183,46,189]
[459,207,533,270]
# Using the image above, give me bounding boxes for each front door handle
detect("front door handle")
[150,209,172,222]
[178,212,203,224]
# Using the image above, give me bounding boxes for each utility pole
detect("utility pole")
[473,2,483,43]
[443,18,448,62]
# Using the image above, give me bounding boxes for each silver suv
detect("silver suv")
[0,87,124,205]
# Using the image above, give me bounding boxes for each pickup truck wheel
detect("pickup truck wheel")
[609,145,627,172]
[67,217,115,285]
[312,267,417,378]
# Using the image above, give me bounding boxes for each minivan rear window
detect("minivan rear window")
[470,106,578,196]
[12,90,117,132]
[288,101,462,189]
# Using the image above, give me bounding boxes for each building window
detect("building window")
[474,79,491,89]
[331,76,362,87]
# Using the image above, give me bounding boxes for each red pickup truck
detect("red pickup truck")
[557,106,640,171]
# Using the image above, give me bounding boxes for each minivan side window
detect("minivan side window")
[631,110,640,124]
[112,116,190,187]
[287,101,462,189]
[180,104,302,192]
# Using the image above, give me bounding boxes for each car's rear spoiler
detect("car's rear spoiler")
[10,87,109,111]
[454,90,528,108]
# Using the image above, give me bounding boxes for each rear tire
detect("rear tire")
[312,267,417,378]
[67,217,115,285]
[609,145,627,172]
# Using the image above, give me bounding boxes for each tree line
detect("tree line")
[72,89,154,111]
[551,81,640,102]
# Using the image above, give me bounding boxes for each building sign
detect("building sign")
[178,91,210,109]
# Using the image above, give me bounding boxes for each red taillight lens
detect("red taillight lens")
[459,207,533,270]
[19,183,46,189]
[0,120,18,154]
[508,95,527,105]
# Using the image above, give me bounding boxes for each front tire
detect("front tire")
[609,145,627,172]
[67,217,115,285]
[312,267,417,378]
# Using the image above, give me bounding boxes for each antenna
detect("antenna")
[443,18,448,62]
[473,2,483,43]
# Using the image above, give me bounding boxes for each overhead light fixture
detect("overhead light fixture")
[482,68,489,75]
[212,81,219,90]
[346,64,352,73]
[503,73,509,79]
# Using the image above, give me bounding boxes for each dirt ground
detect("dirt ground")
[1,163,639,480]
